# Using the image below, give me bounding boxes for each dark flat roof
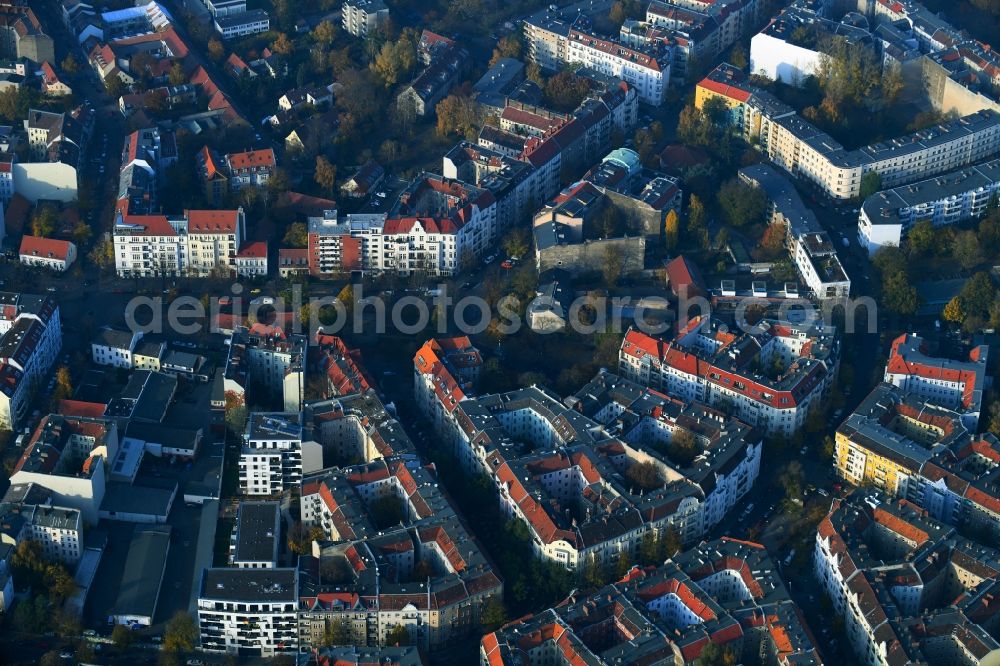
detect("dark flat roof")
[200,567,297,602]
[233,501,279,564]
[112,525,171,619]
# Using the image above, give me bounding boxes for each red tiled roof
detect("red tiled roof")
[227,148,276,171]
[19,236,73,261]
[187,209,239,233]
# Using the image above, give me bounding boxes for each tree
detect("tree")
[313,20,335,45]
[72,221,93,246]
[112,623,133,651]
[717,179,766,227]
[323,619,350,646]
[385,624,411,646]
[943,296,965,324]
[490,35,522,65]
[728,44,748,69]
[760,222,786,259]
[778,461,805,500]
[336,68,381,120]
[502,228,529,259]
[40,651,62,666]
[697,642,737,666]
[881,271,920,315]
[315,156,337,195]
[168,61,186,87]
[688,194,706,232]
[667,430,699,467]
[52,366,72,401]
[625,461,661,491]
[61,54,79,75]
[481,597,507,631]
[664,209,679,250]
[163,611,197,652]
[436,94,480,139]
[860,171,882,199]
[907,219,935,256]
[544,71,590,112]
[602,245,625,288]
[30,205,57,237]
[283,223,308,248]
[207,38,225,63]
[88,238,115,271]
[954,230,984,270]
[272,33,294,56]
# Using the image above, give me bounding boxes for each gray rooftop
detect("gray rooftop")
[200,567,297,602]
[112,525,171,620]
[232,501,280,564]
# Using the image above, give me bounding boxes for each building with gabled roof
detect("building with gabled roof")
[619,316,838,436]
[298,454,502,650]
[484,536,819,665]
[884,333,989,430]
[0,292,62,432]
[815,489,1000,666]
[413,336,482,439]
[18,236,76,272]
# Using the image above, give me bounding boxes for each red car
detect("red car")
[501,260,513,269]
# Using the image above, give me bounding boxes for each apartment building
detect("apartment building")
[0,484,83,565]
[442,142,540,236]
[412,337,482,438]
[885,333,988,430]
[483,537,820,665]
[0,5,54,63]
[524,8,669,104]
[696,64,1000,200]
[298,457,503,650]
[10,415,118,524]
[225,325,306,413]
[859,159,1000,254]
[214,8,270,39]
[440,374,760,567]
[0,292,62,431]
[814,490,1000,666]
[341,0,388,38]
[116,127,177,216]
[91,326,141,369]
[225,148,276,192]
[396,31,466,117]
[112,207,247,277]
[230,501,280,568]
[239,412,306,496]
[619,316,839,436]
[740,164,850,299]
[305,174,497,277]
[197,568,298,656]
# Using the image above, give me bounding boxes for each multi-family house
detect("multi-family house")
[0,293,62,431]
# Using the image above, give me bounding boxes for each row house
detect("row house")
[0,292,62,431]
[618,316,839,437]
[412,336,482,440]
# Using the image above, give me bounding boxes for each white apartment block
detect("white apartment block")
[91,327,140,369]
[198,568,298,657]
[524,9,669,105]
[240,412,304,496]
[859,158,1000,255]
[740,165,851,299]
[24,505,83,565]
[0,293,62,431]
[341,0,388,38]
[214,9,270,39]
[884,333,988,430]
[619,318,839,437]
[305,175,497,277]
[113,208,246,277]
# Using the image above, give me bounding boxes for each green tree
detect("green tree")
[717,179,766,227]
[385,624,411,646]
[860,171,882,199]
[907,219,935,256]
[61,54,79,75]
[323,619,350,646]
[667,429,699,467]
[40,651,62,666]
[283,222,308,248]
[543,71,590,112]
[163,611,197,653]
[88,238,115,271]
[625,461,662,492]
[728,44,748,69]
[697,642,737,666]
[954,230,984,270]
[481,597,507,631]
